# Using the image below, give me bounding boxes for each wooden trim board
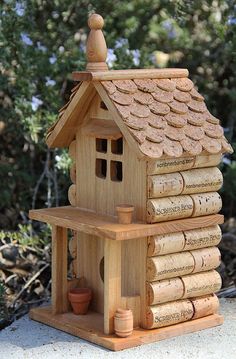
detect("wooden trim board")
[72,68,189,82]
[29,206,224,241]
[30,306,223,351]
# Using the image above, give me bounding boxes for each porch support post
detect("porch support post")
[104,238,122,334]
[51,225,68,314]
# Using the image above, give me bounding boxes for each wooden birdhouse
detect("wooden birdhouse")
[29,13,233,351]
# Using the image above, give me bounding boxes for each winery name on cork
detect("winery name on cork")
[153,158,195,171]
[185,233,221,247]
[157,264,194,277]
[185,282,221,295]
[185,179,222,190]
[154,308,194,324]
[155,203,193,216]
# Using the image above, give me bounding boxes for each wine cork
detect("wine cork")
[147,154,221,175]
[181,167,223,195]
[147,157,195,175]
[181,270,222,298]
[70,163,76,183]
[68,140,76,160]
[191,192,222,217]
[147,278,184,305]
[147,252,195,281]
[148,173,184,198]
[146,300,194,329]
[147,196,194,223]
[184,225,221,251]
[147,232,185,256]
[193,153,221,169]
[191,247,221,273]
[191,294,219,319]
[68,184,76,206]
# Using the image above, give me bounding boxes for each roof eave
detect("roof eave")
[46,82,96,148]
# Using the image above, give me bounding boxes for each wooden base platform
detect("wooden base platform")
[30,306,223,351]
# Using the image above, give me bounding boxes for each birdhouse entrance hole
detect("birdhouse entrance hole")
[99,257,104,282]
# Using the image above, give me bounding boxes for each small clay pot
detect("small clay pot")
[116,205,134,224]
[68,288,92,315]
[114,308,133,337]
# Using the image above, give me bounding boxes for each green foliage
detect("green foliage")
[55,149,72,175]
[0,223,51,247]
[0,0,236,228]
[219,142,236,216]
[222,163,236,200]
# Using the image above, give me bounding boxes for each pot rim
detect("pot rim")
[116,205,134,213]
[69,287,92,295]
[68,288,92,303]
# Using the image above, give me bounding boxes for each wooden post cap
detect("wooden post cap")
[86,13,108,72]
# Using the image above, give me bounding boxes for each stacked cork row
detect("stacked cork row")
[145,155,223,329]
[146,226,222,329]
[147,164,223,223]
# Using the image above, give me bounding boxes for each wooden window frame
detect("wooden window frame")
[95,137,123,182]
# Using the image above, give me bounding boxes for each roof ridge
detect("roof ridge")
[72,68,189,82]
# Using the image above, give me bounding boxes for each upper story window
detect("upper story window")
[96,158,107,179]
[96,137,123,182]
[111,138,123,155]
[96,138,107,153]
[111,160,123,181]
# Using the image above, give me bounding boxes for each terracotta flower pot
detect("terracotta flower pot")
[116,205,134,224]
[68,288,92,315]
[114,308,133,337]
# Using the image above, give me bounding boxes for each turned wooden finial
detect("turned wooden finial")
[86,14,108,72]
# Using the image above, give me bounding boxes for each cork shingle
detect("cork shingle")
[101,77,233,158]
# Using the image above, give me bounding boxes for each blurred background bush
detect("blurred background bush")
[0,0,236,325]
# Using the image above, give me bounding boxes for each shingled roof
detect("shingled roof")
[46,73,233,159]
[100,77,233,158]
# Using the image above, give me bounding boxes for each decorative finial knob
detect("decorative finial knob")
[86,13,108,72]
[88,14,104,30]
